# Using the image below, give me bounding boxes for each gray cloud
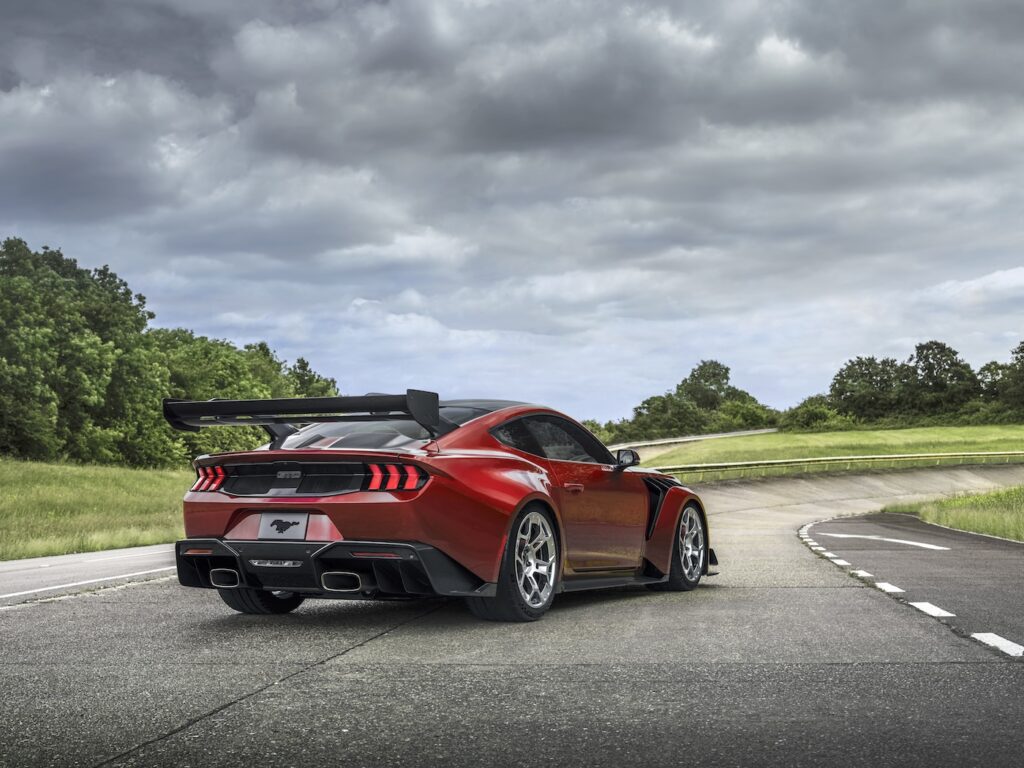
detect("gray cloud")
[2,0,1023,420]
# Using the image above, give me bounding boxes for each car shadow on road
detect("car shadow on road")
[190,581,722,635]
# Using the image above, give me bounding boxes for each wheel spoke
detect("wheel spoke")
[679,508,705,580]
[512,512,558,607]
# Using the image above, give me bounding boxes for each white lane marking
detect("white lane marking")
[811,546,825,551]
[832,559,852,566]
[45,549,173,567]
[816,533,949,551]
[821,552,837,558]
[851,570,873,578]
[0,567,175,600]
[971,633,1024,657]
[805,540,817,546]
[909,602,955,618]
[875,582,905,593]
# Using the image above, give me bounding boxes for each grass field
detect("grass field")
[649,425,1024,466]
[885,486,1024,542]
[646,425,1024,482]
[0,458,191,560]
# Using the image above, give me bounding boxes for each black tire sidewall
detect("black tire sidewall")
[218,587,304,614]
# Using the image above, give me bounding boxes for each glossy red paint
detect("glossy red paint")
[181,404,709,587]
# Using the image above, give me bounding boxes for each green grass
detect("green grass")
[885,486,1024,542]
[0,458,191,560]
[646,425,1024,483]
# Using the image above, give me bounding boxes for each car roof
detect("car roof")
[440,399,532,412]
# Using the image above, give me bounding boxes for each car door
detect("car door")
[522,415,647,572]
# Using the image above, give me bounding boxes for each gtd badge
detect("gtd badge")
[276,470,301,480]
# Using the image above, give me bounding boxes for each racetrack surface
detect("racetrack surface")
[2,465,1023,767]
[0,544,174,606]
[805,513,1024,655]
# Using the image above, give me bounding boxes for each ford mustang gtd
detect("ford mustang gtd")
[163,390,717,622]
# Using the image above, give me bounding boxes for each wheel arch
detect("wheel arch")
[499,494,566,578]
[506,494,564,549]
[644,486,710,576]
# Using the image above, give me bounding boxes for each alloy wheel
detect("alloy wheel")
[514,511,557,607]
[679,507,705,581]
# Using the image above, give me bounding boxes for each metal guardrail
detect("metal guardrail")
[653,451,1024,481]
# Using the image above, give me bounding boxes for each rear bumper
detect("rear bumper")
[175,538,496,599]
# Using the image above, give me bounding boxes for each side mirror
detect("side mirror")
[615,448,641,469]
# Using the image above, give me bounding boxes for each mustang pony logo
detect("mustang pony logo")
[270,519,301,534]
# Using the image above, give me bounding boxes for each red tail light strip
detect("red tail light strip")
[367,463,384,491]
[384,464,401,491]
[192,465,225,493]
[193,467,209,492]
[363,463,428,492]
[209,466,225,491]
[192,463,428,493]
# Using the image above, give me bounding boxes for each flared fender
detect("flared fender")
[643,486,709,576]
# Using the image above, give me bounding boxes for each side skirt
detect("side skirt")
[559,574,667,593]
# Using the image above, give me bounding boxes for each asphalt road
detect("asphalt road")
[0,544,174,607]
[2,465,1023,768]
[805,512,1024,656]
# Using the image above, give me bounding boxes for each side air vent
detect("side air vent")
[642,475,681,539]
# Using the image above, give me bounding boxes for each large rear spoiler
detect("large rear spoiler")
[162,389,443,444]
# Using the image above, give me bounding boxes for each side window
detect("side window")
[525,416,613,465]
[491,419,543,457]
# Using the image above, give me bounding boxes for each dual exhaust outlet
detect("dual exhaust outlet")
[208,567,361,593]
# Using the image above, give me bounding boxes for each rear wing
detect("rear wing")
[162,389,442,443]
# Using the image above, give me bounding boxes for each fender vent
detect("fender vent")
[642,475,681,539]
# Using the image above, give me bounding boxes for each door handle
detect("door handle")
[563,483,584,494]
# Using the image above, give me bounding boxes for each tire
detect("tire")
[466,505,560,622]
[648,503,706,592]
[217,587,305,615]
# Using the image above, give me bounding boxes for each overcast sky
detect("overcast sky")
[3,0,1023,421]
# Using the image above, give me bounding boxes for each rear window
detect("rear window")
[278,406,486,450]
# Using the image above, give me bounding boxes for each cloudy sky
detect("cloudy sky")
[3,0,1023,421]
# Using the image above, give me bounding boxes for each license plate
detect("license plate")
[257,512,309,540]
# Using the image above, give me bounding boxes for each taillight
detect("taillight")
[363,463,428,491]
[191,465,226,493]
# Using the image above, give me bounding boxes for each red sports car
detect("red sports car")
[163,390,716,622]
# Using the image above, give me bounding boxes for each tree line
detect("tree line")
[785,340,1024,431]
[590,340,1024,444]
[584,360,778,444]
[0,238,337,467]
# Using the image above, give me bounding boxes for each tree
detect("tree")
[902,341,980,414]
[0,238,339,467]
[244,342,295,399]
[288,357,339,398]
[829,356,905,419]
[625,392,707,440]
[998,342,1024,412]
[677,360,732,411]
[978,361,1008,402]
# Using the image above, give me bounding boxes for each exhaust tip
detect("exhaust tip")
[210,568,240,589]
[321,571,362,593]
